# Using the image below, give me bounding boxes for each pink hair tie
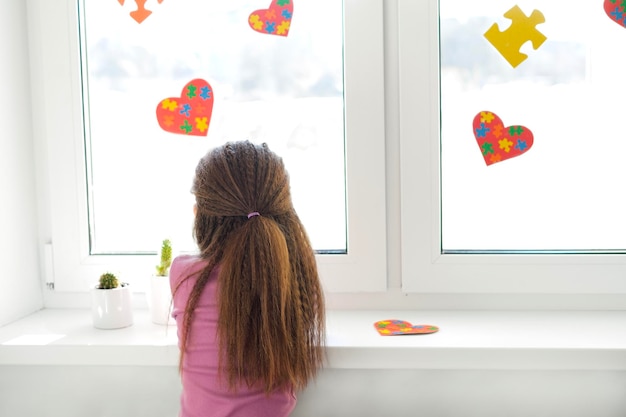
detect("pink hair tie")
[247,212,260,219]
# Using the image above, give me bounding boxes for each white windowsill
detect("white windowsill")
[1,309,626,370]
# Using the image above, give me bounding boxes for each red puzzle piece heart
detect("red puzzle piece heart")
[374,320,439,336]
[472,111,533,166]
[248,0,294,36]
[604,0,626,28]
[156,79,214,137]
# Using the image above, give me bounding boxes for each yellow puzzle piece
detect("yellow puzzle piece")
[484,5,547,68]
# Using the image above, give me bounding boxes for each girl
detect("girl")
[170,141,325,417]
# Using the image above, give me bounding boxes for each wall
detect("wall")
[0,0,43,326]
[1,366,625,417]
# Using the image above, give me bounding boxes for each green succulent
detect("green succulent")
[98,272,119,289]
[155,239,172,276]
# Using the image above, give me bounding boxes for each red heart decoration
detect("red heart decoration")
[156,79,214,137]
[374,320,439,336]
[248,0,294,36]
[472,111,533,166]
[604,0,626,28]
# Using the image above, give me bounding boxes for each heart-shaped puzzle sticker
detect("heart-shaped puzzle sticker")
[472,111,533,166]
[249,0,294,36]
[156,79,214,137]
[374,320,439,336]
[604,0,626,28]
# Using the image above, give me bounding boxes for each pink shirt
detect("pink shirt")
[170,255,296,417]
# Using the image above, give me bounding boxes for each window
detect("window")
[36,0,626,306]
[399,0,626,295]
[31,0,386,292]
[81,0,346,254]
[440,0,624,253]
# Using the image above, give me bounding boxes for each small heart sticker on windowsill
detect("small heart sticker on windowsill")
[374,319,439,336]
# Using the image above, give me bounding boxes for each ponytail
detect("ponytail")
[219,214,304,392]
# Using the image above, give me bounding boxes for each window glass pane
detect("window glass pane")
[440,0,625,252]
[80,0,345,254]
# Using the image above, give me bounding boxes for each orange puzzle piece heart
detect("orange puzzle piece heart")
[374,320,439,336]
[118,0,164,24]
[472,111,533,166]
[249,0,294,37]
[156,79,214,137]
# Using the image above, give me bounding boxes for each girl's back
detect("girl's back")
[171,254,296,417]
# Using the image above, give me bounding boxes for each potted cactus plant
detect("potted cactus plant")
[91,272,134,329]
[148,239,175,325]
[156,238,173,277]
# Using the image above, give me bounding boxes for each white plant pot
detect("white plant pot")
[91,285,134,329]
[147,275,175,325]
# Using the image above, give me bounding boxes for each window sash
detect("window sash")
[398,0,626,296]
[80,1,348,256]
[30,0,387,293]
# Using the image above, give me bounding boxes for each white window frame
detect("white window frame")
[398,0,626,300]
[29,0,387,293]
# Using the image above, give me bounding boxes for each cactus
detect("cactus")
[98,272,119,289]
[155,239,172,276]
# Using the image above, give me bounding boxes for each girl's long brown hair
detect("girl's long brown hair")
[175,141,325,394]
